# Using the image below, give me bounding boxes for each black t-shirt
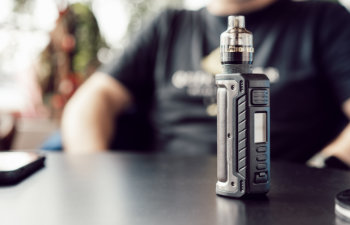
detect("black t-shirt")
[101,0,350,162]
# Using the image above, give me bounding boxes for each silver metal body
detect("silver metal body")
[216,79,245,197]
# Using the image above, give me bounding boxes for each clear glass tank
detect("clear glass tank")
[220,16,254,65]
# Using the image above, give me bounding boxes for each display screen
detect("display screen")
[254,112,267,143]
[0,152,39,171]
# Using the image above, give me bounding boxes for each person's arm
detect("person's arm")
[319,99,350,166]
[306,3,350,168]
[61,9,174,153]
[61,72,132,153]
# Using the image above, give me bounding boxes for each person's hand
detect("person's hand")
[308,99,350,170]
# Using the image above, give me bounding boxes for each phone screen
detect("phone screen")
[0,152,45,185]
[0,152,41,171]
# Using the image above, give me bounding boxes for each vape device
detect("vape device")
[216,16,270,198]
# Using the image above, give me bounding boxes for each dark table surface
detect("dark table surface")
[0,152,349,225]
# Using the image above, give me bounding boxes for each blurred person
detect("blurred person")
[0,2,104,150]
[62,0,350,169]
[0,113,17,150]
[36,2,105,120]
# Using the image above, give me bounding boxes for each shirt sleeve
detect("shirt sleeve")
[317,3,350,105]
[98,9,173,106]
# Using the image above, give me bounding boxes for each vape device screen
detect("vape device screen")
[254,113,267,143]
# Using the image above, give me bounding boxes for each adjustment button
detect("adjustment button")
[256,163,267,170]
[252,89,269,105]
[257,146,266,153]
[256,154,267,161]
[255,172,268,184]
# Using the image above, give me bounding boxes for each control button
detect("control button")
[255,172,268,183]
[252,89,269,105]
[256,163,267,170]
[257,146,266,153]
[256,154,267,161]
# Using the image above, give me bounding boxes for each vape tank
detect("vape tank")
[216,16,270,198]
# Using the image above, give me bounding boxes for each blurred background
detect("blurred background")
[0,0,348,151]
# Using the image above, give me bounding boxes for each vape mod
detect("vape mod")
[216,16,270,198]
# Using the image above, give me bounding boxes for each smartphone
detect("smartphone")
[0,151,46,185]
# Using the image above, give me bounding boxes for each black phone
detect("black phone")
[0,151,46,185]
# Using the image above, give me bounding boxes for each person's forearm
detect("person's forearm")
[62,89,114,153]
[321,123,350,166]
[61,73,132,153]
